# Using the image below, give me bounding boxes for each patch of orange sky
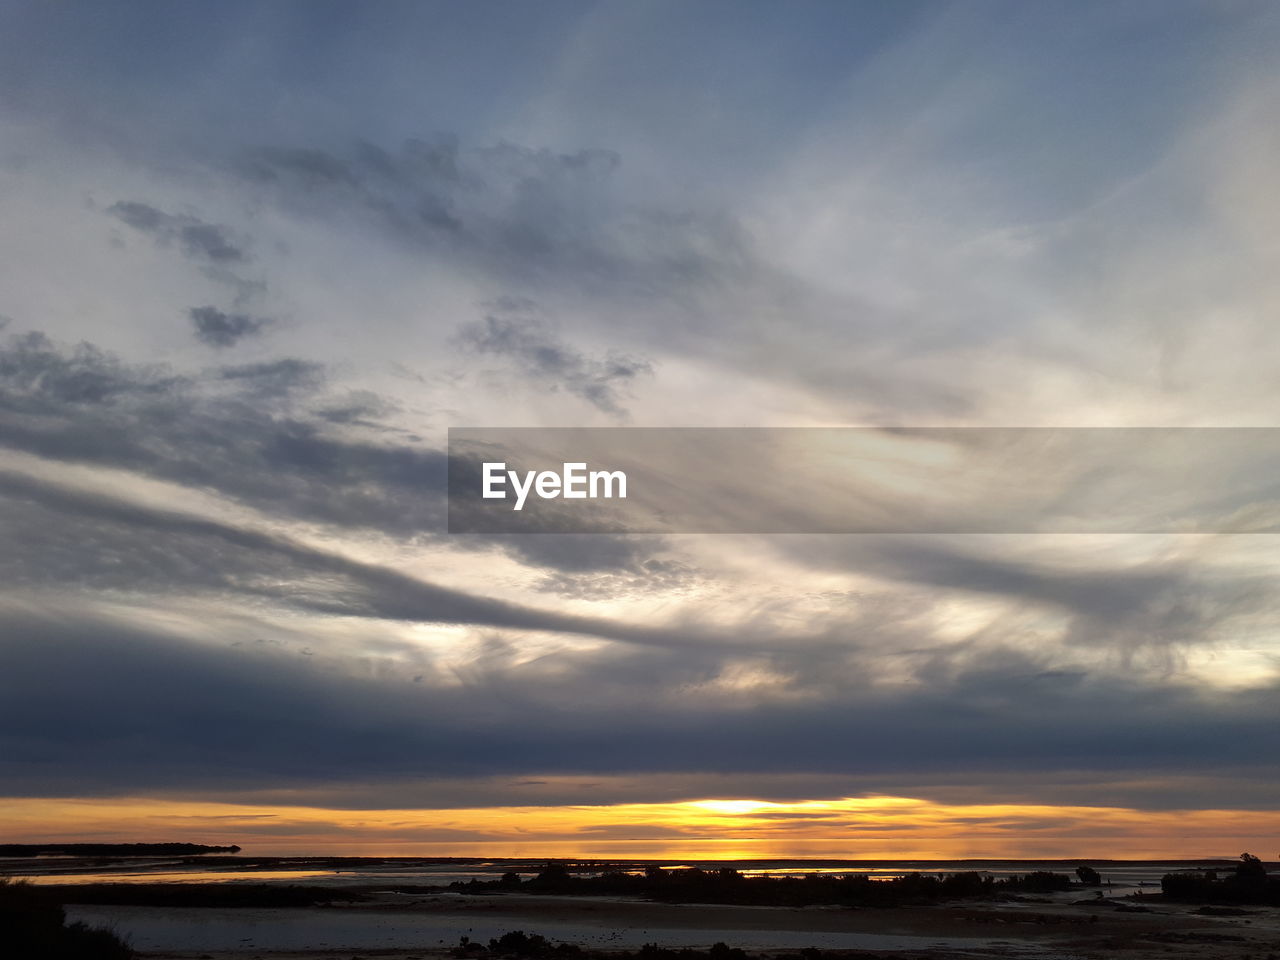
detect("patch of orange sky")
[2,794,1277,860]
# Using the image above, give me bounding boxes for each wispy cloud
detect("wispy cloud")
[459,298,652,416]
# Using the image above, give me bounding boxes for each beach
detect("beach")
[61,889,1280,960]
[2,856,1269,959]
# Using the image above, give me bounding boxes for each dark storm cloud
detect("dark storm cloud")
[189,305,269,347]
[108,201,246,264]
[1,603,1277,803]
[460,299,652,416]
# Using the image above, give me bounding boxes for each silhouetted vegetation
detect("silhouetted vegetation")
[0,843,240,857]
[0,879,134,958]
[1161,853,1278,906]
[449,863,1076,906]
[1075,865,1101,885]
[454,930,584,957]
[455,932,756,960]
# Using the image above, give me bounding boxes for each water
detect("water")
[9,856,1230,891]
[32,858,1222,958]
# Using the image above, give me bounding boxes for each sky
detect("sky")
[1,0,1279,859]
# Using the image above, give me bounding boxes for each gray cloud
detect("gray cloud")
[0,331,444,535]
[0,469,723,654]
[217,357,324,395]
[108,200,246,264]
[315,390,400,427]
[1,601,1276,806]
[189,305,269,347]
[122,767,1280,817]
[770,535,1273,666]
[1,448,1276,811]
[222,133,992,421]
[460,299,652,416]
[0,333,674,584]
[233,137,752,300]
[494,533,695,598]
[500,533,671,575]
[0,331,181,406]
[5,0,1280,839]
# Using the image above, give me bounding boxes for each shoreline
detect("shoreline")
[65,890,1280,960]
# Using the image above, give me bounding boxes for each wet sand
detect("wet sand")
[68,891,1280,960]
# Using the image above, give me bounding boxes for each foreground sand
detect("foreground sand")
[116,891,1280,960]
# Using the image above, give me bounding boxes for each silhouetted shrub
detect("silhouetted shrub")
[482,938,760,960]
[1236,853,1267,882]
[0,880,134,958]
[1075,865,1101,886]
[1161,854,1278,905]
[528,863,574,891]
[482,931,581,957]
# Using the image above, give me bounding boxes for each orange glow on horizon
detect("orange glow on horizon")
[2,793,1277,861]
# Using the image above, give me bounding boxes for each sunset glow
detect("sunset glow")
[3,795,1276,861]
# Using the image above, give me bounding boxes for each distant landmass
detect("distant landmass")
[0,843,241,857]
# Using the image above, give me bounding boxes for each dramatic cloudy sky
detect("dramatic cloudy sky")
[2,0,1279,858]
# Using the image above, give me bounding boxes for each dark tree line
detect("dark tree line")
[450,863,1078,907]
[1161,853,1278,905]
